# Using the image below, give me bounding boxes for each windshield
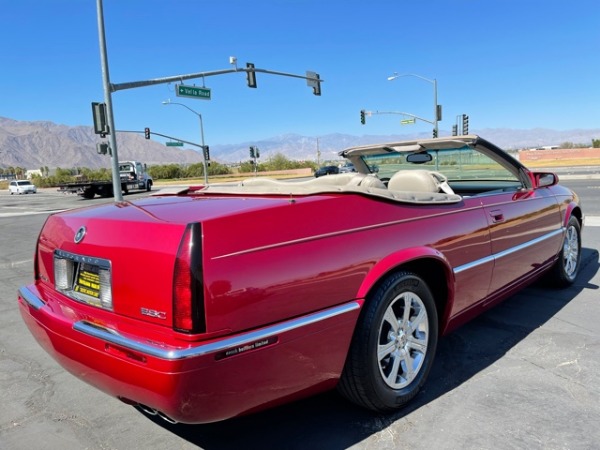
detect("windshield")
[361,146,520,182]
[17,181,33,186]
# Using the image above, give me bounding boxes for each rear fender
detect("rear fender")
[356,246,454,301]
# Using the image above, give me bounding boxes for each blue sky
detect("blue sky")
[0,0,598,147]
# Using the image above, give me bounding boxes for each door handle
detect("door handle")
[489,209,505,223]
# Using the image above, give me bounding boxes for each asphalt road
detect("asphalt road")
[1,184,599,450]
[559,178,600,217]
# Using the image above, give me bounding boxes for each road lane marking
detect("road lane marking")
[0,259,33,269]
[0,209,67,218]
[586,215,600,227]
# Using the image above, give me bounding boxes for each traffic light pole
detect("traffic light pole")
[363,110,434,126]
[96,0,123,201]
[95,0,323,201]
[110,66,322,94]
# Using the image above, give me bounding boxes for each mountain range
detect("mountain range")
[1,116,598,170]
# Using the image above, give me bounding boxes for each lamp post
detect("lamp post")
[387,73,439,137]
[162,99,208,185]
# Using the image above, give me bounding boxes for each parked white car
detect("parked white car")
[9,180,37,195]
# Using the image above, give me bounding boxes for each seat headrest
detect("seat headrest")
[388,170,439,192]
[358,175,387,189]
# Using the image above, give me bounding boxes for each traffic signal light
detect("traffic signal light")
[452,124,458,136]
[144,127,150,139]
[96,142,110,155]
[462,115,469,135]
[311,73,321,96]
[306,71,321,96]
[249,146,255,158]
[360,110,366,125]
[433,129,438,138]
[246,63,257,88]
[202,145,210,161]
[91,102,109,136]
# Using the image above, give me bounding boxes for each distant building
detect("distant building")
[25,169,43,179]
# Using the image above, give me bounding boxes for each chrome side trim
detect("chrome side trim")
[454,254,495,274]
[454,227,564,275]
[73,301,361,361]
[18,286,45,310]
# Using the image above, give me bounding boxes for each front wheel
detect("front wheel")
[550,216,581,287]
[338,271,438,412]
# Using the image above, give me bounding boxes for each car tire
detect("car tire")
[82,189,96,199]
[338,271,438,412]
[550,216,581,287]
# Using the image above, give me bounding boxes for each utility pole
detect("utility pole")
[316,138,321,165]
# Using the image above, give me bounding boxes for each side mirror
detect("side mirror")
[534,172,558,188]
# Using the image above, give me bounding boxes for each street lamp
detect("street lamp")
[387,72,439,137]
[161,99,209,185]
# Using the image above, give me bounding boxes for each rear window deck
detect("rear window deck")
[157,173,464,205]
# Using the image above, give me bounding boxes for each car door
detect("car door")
[480,186,562,296]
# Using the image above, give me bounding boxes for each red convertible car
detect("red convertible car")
[18,135,582,424]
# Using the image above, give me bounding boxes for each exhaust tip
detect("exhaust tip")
[157,411,178,424]
[132,402,179,424]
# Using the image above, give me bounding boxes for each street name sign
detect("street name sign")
[401,119,416,125]
[176,84,211,100]
[166,141,184,147]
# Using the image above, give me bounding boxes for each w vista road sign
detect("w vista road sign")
[176,84,211,100]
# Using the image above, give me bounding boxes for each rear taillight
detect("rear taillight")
[173,223,205,333]
[34,217,50,282]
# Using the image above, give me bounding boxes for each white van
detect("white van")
[9,180,37,195]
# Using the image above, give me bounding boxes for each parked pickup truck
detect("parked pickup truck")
[58,161,153,199]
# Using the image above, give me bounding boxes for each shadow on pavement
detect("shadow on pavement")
[138,247,599,450]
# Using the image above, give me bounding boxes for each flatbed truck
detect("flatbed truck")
[58,161,153,199]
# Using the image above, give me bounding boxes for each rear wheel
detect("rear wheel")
[82,189,96,199]
[339,271,438,412]
[99,185,113,198]
[551,216,581,287]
